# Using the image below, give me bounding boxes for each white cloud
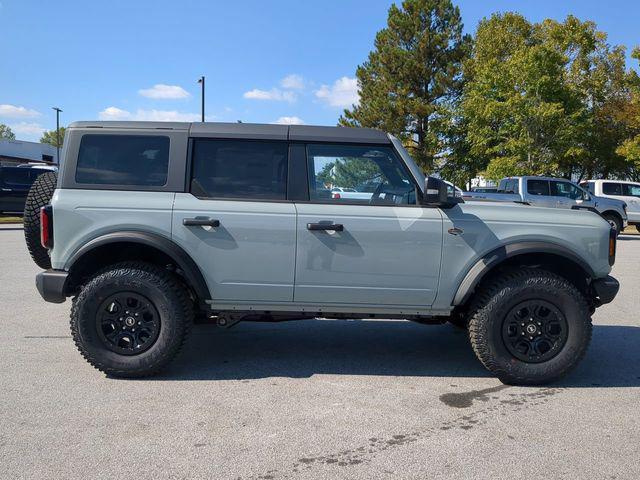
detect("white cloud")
[0,104,41,119]
[138,84,190,99]
[98,107,200,122]
[9,122,46,140]
[315,77,359,108]
[243,88,296,102]
[273,116,305,125]
[280,74,304,90]
[98,106,132,120]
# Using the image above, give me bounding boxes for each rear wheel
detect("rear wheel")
[23,171,57,269]
[70,262,193,377]
[468,268,592,385]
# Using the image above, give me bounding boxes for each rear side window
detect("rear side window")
[76,135,170,186]
[527,179,550,196]
[190,139,288,200]
[623,184,640,197]
[602,182,623,195]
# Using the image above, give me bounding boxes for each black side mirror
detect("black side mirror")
[423,177,449,205]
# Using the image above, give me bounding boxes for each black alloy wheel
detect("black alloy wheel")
[501,299,568,363]
[96,292,161,355]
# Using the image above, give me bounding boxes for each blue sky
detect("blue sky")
[1,0,639,141]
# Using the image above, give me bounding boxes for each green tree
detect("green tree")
[0,124,16,140]
[40,127,66,147]
[462,13,637,181]
[340,0,472,173]
[616,47,640,178]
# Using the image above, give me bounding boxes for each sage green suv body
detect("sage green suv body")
[32,121,619,384]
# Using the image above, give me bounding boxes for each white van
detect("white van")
[580,180,640,232]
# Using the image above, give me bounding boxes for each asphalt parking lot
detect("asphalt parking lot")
[1,224,639,480]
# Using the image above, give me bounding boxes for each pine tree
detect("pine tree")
[340,0,471,173]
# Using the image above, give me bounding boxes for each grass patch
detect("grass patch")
[0,216,22,224]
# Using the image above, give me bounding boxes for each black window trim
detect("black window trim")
[187,137,291,203]
[62,131,186,192]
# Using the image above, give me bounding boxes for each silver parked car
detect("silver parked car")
[464,176,628,233]
[25,121,619,385]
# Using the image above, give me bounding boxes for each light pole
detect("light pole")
[197,76,205,122]
[52,107,62,164]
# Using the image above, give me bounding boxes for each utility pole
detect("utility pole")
[197,76,205,122]
[52,107,62,163]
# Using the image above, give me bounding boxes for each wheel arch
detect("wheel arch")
[452,242,596,307]
[64,231,210,302]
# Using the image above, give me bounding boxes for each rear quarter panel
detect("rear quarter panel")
[49,189,175,270]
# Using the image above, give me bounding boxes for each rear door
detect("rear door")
[294,143,442,307]
[172,137,297,303]
[524,179,555,207]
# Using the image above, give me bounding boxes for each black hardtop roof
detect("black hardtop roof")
[67,121,391,144]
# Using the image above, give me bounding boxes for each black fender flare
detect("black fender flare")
[452,241,596,306]
[65,231,210,300]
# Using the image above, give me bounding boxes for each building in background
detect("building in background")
[0,139,58,167]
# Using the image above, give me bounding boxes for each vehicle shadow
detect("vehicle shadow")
[159,319,640,387]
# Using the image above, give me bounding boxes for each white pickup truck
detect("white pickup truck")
[580,179,640,233]
[464,176,628,233]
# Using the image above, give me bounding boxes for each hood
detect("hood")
[593,194,627,209]
[457,201,610,229]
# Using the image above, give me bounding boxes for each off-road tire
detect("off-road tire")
[23,171,58,269]
[70,262,193,378]
[468,268,592,385]
[602,212,622,237]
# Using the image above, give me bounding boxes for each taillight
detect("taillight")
[40,205,53,249]
[608,227,616,266]
[332,192,341,199]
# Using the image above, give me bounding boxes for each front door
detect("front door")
[550,180,588,209]
[294,143,443,307]
[172,138,296,303]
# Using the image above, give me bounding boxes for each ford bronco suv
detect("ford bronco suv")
[25,121,620,385]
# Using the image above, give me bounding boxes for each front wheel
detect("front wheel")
[70,262,193,377]
[468,268,592,385]
[603,213,623,236]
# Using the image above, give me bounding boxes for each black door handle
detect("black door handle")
[183,217,220,227]
[307,223,344,232]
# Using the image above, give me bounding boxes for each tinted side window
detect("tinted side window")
[76,135,169,186]
[602,182,623,195]
[623,184,640,197]
[190,139,288,200]
[2,168,31,186]
[306,144,416,205]
[527,179,550,196]
[551,181,584,200]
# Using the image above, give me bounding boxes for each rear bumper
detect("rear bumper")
[35,270,68,303]
[591,275,619,305]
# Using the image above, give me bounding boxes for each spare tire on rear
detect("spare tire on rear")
[24,171,57,269]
